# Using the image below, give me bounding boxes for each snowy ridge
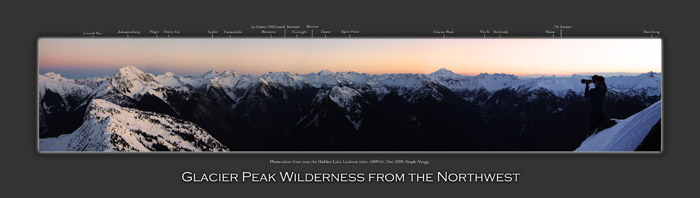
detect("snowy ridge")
[325,86,362,109]
[461,73,522,92]
[515,75,581,96]
[404,82,446,102]
[169,68,661,98]
[605,72,662,96]
[154,72,186,88]
[39,99,228,152]
[39,72,93,99]
[94,66,169,101]
[39,72,93,112]
[75,76,109,89]
[575,101,661,151]
[314,86,364,130]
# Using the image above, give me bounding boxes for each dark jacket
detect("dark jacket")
[585,83,607,114]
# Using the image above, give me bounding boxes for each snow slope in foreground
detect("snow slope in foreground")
[39,99,228,152]
[575,101,661,151]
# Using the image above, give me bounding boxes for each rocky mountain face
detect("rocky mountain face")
[39,66,662,151]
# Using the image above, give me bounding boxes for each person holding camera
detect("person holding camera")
[583,75,608,134]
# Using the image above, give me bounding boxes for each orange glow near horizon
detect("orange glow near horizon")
[39,38,662,76]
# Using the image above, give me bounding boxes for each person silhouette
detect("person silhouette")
[585,75,608,134]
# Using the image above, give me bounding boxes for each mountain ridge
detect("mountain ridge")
[41,66,662,101]
[39,66,662,151]
[40,99,228,151]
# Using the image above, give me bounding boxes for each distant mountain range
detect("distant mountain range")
[38,66,662,151]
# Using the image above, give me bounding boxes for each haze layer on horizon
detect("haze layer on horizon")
[39,38,662,78]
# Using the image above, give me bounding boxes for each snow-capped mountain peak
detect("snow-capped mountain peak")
[109,66,165,99]
[475,72,519,80]
[163,72,175,78]
[221,70,236,76]
[112,65,155,84]
[645,71,657,78]
[202,70,219,78]
[313,86,364,130]
[39,73,92,96]
[327,86,362,106]
[39,72,94,111]
[429,68,458,78]
[115,65,149,78]
[42,72,67,81]
[260,71,305,88]
[317,70,334,76]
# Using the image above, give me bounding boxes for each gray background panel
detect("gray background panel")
[2,0,697,197]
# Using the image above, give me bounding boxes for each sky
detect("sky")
[38,38,662,79]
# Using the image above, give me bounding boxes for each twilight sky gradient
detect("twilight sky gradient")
[39,38,661,78]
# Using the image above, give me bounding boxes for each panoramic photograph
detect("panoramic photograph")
[37,38,662,152]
